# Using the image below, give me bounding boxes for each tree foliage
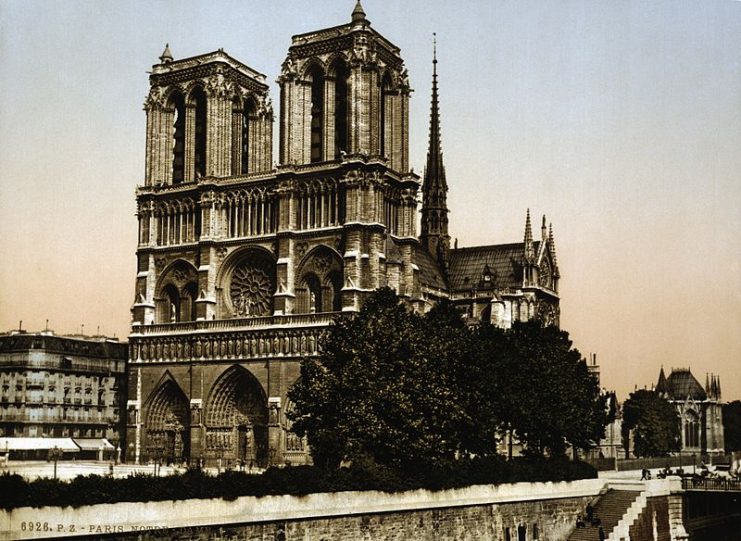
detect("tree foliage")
[622,389,680,457]
[723,400,741,452]
[289,288,607,469]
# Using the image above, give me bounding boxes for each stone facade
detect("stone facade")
[0,331,127,445]
[127,3,562,466]
[655,368,725,457]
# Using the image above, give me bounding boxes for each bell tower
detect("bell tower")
[143,46,273,187]
[278,1,411,172]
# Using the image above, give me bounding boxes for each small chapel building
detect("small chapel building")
[655,367,725,457]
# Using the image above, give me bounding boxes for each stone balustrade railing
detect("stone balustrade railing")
[132,312,339,336]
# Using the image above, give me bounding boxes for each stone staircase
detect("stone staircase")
[568,489,642,541]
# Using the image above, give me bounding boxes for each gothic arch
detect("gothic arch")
[379,71,393,158]
[184,85,208,178]
[296,245,343,313]
[204,365,268,466]
[168,90,187,184]
[304,62,326,163]
[155,259,199,323]
[301,58,327,80]
[232,95,258,175]
[683,409,700,448]
[328,57,350,159]
[144,376,190,463]
[218,246,276,318]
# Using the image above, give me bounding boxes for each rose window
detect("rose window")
[230,264,272,316]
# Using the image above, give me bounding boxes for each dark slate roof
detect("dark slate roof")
[0,333,127,360]
[448,242,538,292]
[664,369,707,401]
[414,247,447,290]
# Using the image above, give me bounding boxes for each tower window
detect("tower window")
[193,88,207,178]
[380,73,392,158]
[334,61,349,159]
[309,66,324,163]
[171,93,186,184]
[241,100,255,174]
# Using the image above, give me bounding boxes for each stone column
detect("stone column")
[231,105,243,175]
[267,396,283,466]
[184,104,196,181]
[399,87,410,173]
[323,76,336,161]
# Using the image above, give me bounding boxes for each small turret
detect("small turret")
[548,222,559,272]
[656,366,668,396]
[159,43,173,64]
[524,209,534,263]
[351,1,369,25]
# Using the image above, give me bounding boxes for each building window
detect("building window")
[309,65,324,163]
[333,60,349,158]
[171,92,186,184]
[684,411,700,448]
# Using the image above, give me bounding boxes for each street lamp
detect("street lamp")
[48,446,63,480]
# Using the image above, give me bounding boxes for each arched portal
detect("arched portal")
[205,366,268,466]
[144,379,190,463]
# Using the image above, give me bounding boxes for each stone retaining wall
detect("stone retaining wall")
[1,479,605,541]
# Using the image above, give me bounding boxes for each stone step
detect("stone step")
[567,490,641,541]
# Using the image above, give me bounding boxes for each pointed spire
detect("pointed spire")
[548,223,559,267]
[656,366,668,395]
[420,32,450,270]
[524,209,534,262]
[159,43,173,64]
[541,214,547,240]
[351,1,367,24]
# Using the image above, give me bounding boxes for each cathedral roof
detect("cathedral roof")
[414,246,448,290]
[661,369,707,401]
[448,242,539,292]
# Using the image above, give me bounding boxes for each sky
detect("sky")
[0,0,739,401]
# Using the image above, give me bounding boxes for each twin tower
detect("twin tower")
[127,3,560,466]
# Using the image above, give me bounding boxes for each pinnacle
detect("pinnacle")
[352,1,366,23]
[159,43,173,64]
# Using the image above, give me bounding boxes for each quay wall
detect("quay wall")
[0,478,605,541]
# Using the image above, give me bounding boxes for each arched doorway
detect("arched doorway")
[144,379,190,464]
[205,366,268,467]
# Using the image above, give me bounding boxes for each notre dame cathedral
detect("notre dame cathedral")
[126,2,560,466]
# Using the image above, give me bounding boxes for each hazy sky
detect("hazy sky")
[1,1,739,401]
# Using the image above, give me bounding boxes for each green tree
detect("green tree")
[288,288,465,469]
[622,390,680,457]
[497,321,607,458]
[289,289,608,468]
[722,400,741,452]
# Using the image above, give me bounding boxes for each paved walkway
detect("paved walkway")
[1,461,255,480]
